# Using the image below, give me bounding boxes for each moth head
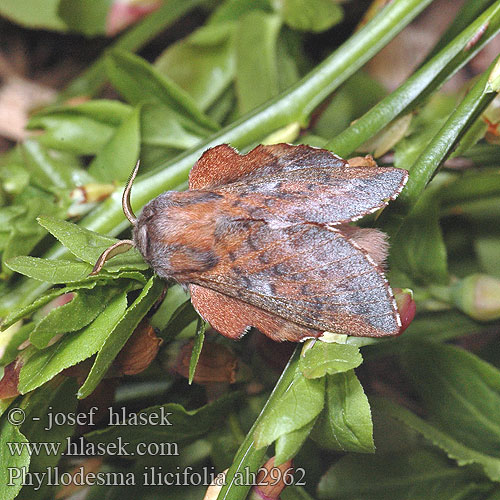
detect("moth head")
[90,161,140,275]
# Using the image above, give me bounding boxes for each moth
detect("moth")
[93,144,408,342]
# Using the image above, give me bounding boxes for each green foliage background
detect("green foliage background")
[1,0,500,499]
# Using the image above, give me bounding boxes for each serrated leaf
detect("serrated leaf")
[78,276,164,399]
[30,287,117,348]
[254,372,325,448]
[18,292,128,393]
[6,257,92,283]
[299,342,362,379]
[189,318,206,384]
[312,371,374,453]
[88,106,141,182]
[38,216,148,272]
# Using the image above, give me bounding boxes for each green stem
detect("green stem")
[0,0,435,314]
[326,0,500,157]
[217,348,301,500]
[59,0,205,100]
[381,57,500,235]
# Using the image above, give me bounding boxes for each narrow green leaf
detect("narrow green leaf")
[189,318,206,384]
[38,216,148,272]
[253,372,325,448]
[106,49,218,132]
[299,342,362,379]
[1,282,98,331]
[378,398,500,482]
[402,342,500,472]
[85,392,240,445]
[78,276,164,399]
[0,414,30,500]
[18,292,128,393]
[158,298,199,341]
[17,377,78,500]
[29,287,117,348]
[235,11,281,114]
[318,447,484,500]
[88,106,141,182]
[6,257,92,283]
[312,371,374,453]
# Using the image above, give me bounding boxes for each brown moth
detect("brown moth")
[92,143,408,342]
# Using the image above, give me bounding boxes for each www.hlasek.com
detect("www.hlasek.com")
[8,466,305,491]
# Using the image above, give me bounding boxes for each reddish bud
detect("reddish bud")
[115,320,162,375]
[250,457,294,500]
[174,340,238,384]
[393,288,416,334]
[106,0,161,36]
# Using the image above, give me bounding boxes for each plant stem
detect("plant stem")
[59,0,205,100]
[381,57,500,236]
[326,0,500,157]
[217,348,301,500]
[0,0,435,314]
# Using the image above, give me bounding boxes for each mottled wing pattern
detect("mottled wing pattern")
[215,165,408,225]
[189,220,400,338]
[189,143,347,189]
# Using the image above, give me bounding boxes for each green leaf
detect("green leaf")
[88,106,141,182]
[0,0,67,30]
[6,256,92,283]
[57,0,112,36]
[275,418,316,465]
[78,276,164,399]
[209,0,272,24]
[235,11,281,114]
[28,100,131,156]
[476,234,500,277]
[253,372,325,448]
[106,49,218,132]
[379,398,500,483]
[189,318,206,384]
[155,22,236,111]
[85,392,240,445]
[390,176,449,285]
[318,448,485,500]
[312,371,374,453]
[398,342,500,480]
[18,291,128,393]
[1,282,98,330]
[22,139,90,190]
[299,342,363,379]
[277,0,343,33]
[17,377,78,500]
[0,323,34,366]
[29,287,117,348]
[0,413,30,500]
[158,298,199,341]
[38,215,148,272]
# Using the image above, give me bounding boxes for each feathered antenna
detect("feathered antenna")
[90,160,140,275]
